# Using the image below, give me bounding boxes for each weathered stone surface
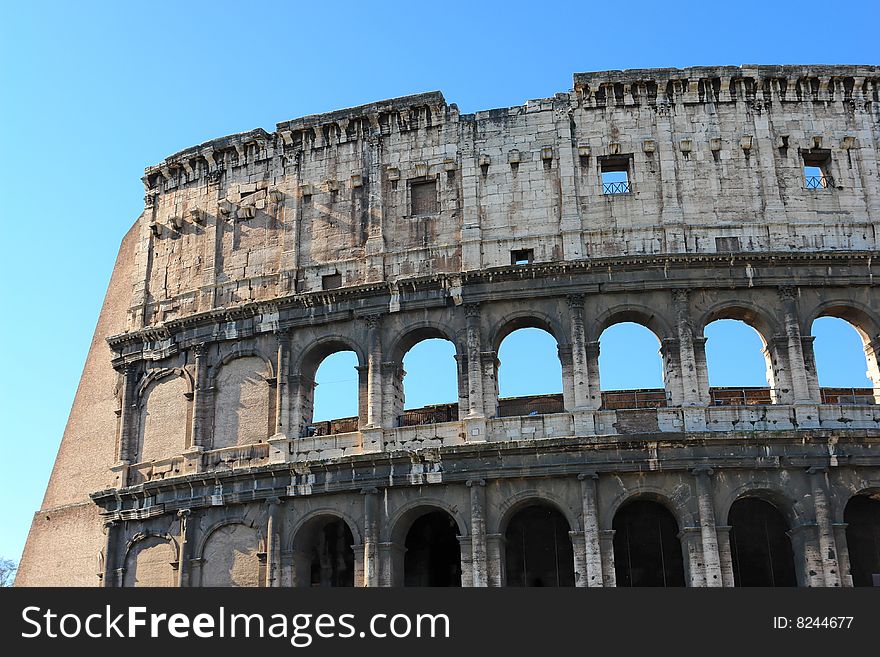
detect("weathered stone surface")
[16,65,880,587]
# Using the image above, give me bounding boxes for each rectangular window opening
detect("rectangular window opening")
[410,179,438,215]
[322,272,342,290]
[511,249,534,265]
[600,156,631,195]
[802,150,832,189]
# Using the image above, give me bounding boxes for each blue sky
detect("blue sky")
[1,0,877,566]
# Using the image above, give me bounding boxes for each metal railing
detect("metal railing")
[304,416,359,437]
[805,175,829,190]
[820,387,874,405]
[709,387,773,406]
[602,180,630,195]
[498,394,565,418]
[399,403,458,427]
[600,389,668,410]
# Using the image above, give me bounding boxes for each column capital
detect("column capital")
[464,302,481,318]
[671,288,691,305]
[192,342,209,357]
[466,478,486,487]
[692,465,714,477]
[362,314,383,330]
[360,486,379,495]
[778,285,798,302]
[176,508,192,518]
[806,465,828,475]
[566,294,585,310]
[265,497,282,507]
[577,471,598,481]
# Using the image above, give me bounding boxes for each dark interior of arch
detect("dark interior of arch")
[613,500,685,587]
[309,518,354,587]
[728,498,796,587]
[844,495,880,587]
[404,511,462,587]
[504,504,575,587]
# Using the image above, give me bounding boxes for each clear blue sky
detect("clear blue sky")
[1,0,877,566]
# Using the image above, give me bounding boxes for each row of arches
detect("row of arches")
[309,315,872,424]
[122,492,880,587]
[129,300,879,463]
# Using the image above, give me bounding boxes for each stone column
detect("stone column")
[364,315,383,428]
[381,361,405,428]
[764,336,791,404]
[800,335,822,403]
[289,374,312,439]
[693,466,723,586]
[486,533,505,586]
[351,543,365,587]
[673,289,703,405]
[599,529,616,587]
[807,466,841,586]
[467,479,488,587]
[570,532,588,587]
[832,523,853,587]
[779,286,816,404]
[102,520,119,588]
[273,331,291,438]
[716,525,736,587]
[568,295,592,409]
[787,522,824,587]
[863,337,880,405]
[189,345,209,449]
[464,304,485,417]
[265,498,282,587]
[692,337,711,405]
[585,341,602,410]
[458,536,473,588]
[679,527,706,587]
[480,350,499,418]
[660,338,684,407]
[362,487,379,587]
[176,509,193,587]
[578,472,604,587]
[558,344,575,411]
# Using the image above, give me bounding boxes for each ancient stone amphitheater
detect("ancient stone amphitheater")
[17,65,880,587]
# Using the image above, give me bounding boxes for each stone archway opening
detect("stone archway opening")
[403,510,462,587]
[728,497,796,587]
[844,494,880,587]
[612,499,685,587]
[292,516,355,587]
[504,503,574,587]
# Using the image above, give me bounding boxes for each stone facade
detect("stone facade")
[16,65,880,587]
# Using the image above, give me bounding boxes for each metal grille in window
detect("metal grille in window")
[602,180,630,194]
[410,180,437,215]
[805,174,829,189]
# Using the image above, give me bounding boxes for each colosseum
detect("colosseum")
[16,64,880,588]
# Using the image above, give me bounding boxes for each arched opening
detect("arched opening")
[399,338,459,426]
[704,319,773,406]
[497,327,563,417]
[728,497,796,587]
[504,504,574,587]
[613,500,685,587]
[403,510,462,587]
[308,350,359,436]
[844,494,880,587]
[811,317,874,404]
[598,322,665,410]
[213,356,273,448]
[292,515,355,587]
[200,524,263,587]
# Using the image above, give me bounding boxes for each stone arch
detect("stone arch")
[603,486,696,532]
[212,354,274,449]
[122,532,179,587]
[295,335,366,431]
[806,300,880,341]
[489,309,567,354]
[289,511,360,587]
[590,304,672,343]
[387,497,469,544]
[719,482,802,530]
[210,347,275,386]
[387,322,461,364]
[136,369,191,462]
[287,508,363,551]
[494,489,581,535]
[842,486,880,587]
[697,301,780,344]
[612,496,687,587]
[387,499,466,587]
[726,496,797,587]
[198,520,265,587]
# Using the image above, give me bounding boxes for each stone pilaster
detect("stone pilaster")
[464,304,485,417]
[116,363,137,463]
[716,525,736,587]
[101,520,119,588]
[779,286,816,404]
[832,523,853,587]
[364,315,383,428]
[467,479,488,587]
[567,295,593,409]
[362,487,379,587]
[265,498,282,587]
[578,472,604,587]
[272,331,291,438]
[807,466,841,586]
[486,533,505,586]
[189,344,209,449]
[599,529,616,587]
[673,289,704,405]
[693,466,723,586]
[176,509,193,587]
